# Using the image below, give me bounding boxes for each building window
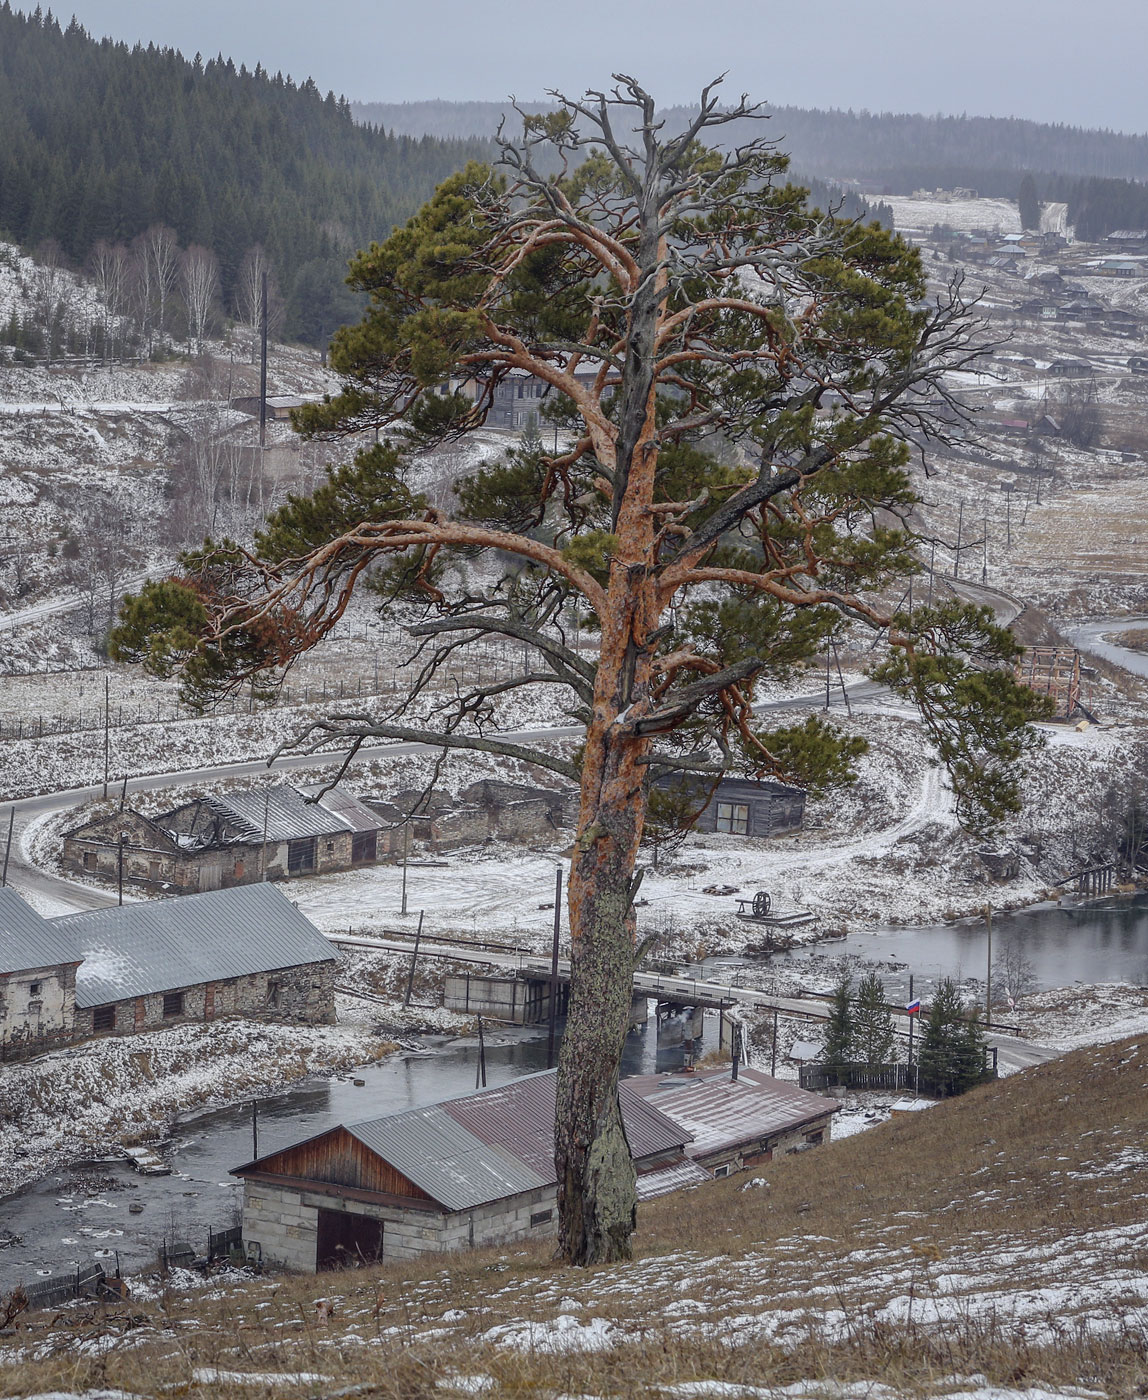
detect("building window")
[83,852,97,870]
[351,831,377,864]
[267,981,281,1008]
[530,1209,553,1227]
[287,837,317,873]
[715,802,749,835]
[805,1130,824,1146]
[712,1164,731,1179]
[92,1005,116,1032]
[27,1001,42,1018]
[28,982,41,997]
[162,992,184,1019]
[326,840,335,854]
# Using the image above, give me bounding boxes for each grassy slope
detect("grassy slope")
[5,1038,1148,1396]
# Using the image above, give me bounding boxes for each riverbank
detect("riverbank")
[0,1013,399,1202]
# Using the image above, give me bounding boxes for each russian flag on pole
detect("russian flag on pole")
[905,997,921,1016]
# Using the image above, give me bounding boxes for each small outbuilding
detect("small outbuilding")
[53,883,338,1037]
[626,1065,839,1177]
[233,1069,706,1271]
[653,774,805,839]
[63,784,383,893]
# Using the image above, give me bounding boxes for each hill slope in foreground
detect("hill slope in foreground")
[5,1039,1148,1398]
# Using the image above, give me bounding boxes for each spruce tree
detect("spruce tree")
[820,971,855,1082]
[853,971,897,1069]
[918,979,988,1097]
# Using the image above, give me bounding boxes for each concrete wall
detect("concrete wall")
[0,962,76,1039]
[74,961,336,1037]
[242,1178,560,1273]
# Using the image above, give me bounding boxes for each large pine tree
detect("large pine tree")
[112,76,1050,1265]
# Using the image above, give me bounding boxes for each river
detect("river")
[0,1007,712,1291]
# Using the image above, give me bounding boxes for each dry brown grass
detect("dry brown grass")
[5,1039,1148,1397]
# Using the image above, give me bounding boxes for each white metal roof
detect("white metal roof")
[52,883,337,1008]
[0,888,83,975]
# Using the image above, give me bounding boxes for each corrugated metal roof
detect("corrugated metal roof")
[52,883,337,1008]
[349,1107,548,1212]
[319,1069,691,1212]
[0,888,83,975]
[630,1065,837,1157]
[312,787,383,835]
[190,784,382,843]
[201,785,349,842]
[636,1157,711,1199]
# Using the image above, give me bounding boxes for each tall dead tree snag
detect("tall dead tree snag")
[111,76,1051,1264]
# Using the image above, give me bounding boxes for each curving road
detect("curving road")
[5,682,900,914]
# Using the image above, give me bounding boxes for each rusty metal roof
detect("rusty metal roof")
[628,1065,838,1158]
[52,882,337,1008]
[0,888,83,975]
[329,1070,691,1213]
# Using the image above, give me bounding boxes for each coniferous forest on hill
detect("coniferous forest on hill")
[0,5,489,345]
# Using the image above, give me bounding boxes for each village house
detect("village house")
[653,774,806,839]
[62,783,383,893]
[0,888,83,1051]
[233,1069,705,1271]
[0,884,337,1047]
[626,1064,839,1177]
[53,882,338,1037]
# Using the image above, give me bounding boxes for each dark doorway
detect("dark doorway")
[315,1208,384,1271]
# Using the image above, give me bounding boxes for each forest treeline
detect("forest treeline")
[0,6,488,345]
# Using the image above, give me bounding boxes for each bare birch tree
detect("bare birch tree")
[180,244,220,354]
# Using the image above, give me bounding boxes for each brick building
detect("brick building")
[233,1069,703,1271]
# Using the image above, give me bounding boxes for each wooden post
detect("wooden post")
[401,823,410,916]
[1,809,13,887]
[475,1015,487,1089]
[102,674,110,799]
[771,1007,778,1077]
[403,910,424,1007]
[117,834,124,905]
[258,269,268,450]
[261,787,270,881]
[907,973,915,1069]
[547,864,562,1070]
[252,1099,259,1161]
[984,904,992,1023]
[120,776,127,811]
[954,500,964,578]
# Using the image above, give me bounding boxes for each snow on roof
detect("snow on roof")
[0,888,83,975]
[628,1065,837,1157]
[52,882,337,1008]
[179,784,380,843]
[237,1068,690,1212]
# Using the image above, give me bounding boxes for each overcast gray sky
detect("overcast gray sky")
[49,0,1146,132]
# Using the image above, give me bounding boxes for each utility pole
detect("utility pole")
[1,809,13,887]
[117,833,126,905]
[907,973,915,1072]
[475,1015,487,1089]
[403,910,424,1008]
[258,268,268,450]
[547,865,563,1070]
[953,501,964,579]
[401,822,410,916]
[982,513,988,584]
[102,674,110,800]
[984,904,993,1024]
[252,1100,259,1161]
[927,542,936,607]
[771,1007,779,1077]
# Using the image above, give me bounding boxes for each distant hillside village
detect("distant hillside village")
[62,776,805,896]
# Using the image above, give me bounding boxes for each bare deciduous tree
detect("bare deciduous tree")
[180,244,220,354]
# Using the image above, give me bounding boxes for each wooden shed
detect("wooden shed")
[653,774,805,839]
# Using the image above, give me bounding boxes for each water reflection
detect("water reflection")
[0,1006,712,1289]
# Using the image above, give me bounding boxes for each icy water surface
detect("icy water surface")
[0,1009,711,1290]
